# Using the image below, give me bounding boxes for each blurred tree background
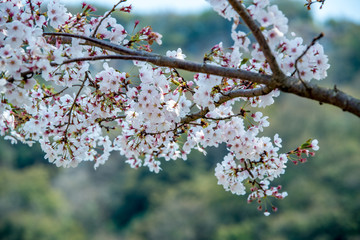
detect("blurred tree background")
[1,1,360,239]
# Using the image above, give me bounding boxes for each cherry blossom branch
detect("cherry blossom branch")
[50,55,158,66]
[96,115,126,124]
[42,32,360,118]
[181,108,210,124]
[227,0,284,77]
[203,113,245,121]
[27,0,36,26]
[52,54,273,125]
[91,0,126,38]
[291,32,324,78]
[1,0,355,208]
[43,32,272,85]
[218,85,274,103]
[63,73,88,140]
[43,32,133,55]
[42,87,69,99]
[278,77,360,117]
[305,0,326,10]
[181,85,273,124]
[53,57,274,124]
[52,54,274,98]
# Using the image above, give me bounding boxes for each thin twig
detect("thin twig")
[180,85,273,124]
[63,73,88,139]
[50,55,157,67]
[27,0,37,26]
[42,87,69,99]
[91,0,126,38]
[96,115,126,124]
[291,32,324,78]
[228,0,284,77]
[305,0,326,10]
[290,33,324,90]
[203,113,244,121]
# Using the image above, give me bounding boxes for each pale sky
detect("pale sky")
[311,0,360,23]
[57,0,360,23]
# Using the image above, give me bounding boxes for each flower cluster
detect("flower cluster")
[0,0,327,215]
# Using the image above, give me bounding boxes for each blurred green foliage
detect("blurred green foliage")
[1,1,360,239]
[0,167,85,240]
[326,21,360,84]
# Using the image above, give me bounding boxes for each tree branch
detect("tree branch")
[63,74,88,140]
[227,0,284,78]
[43,32,272,85]
[279,78,360,117]
[50,55,158,67]
[42,32,360,118]
[181,85,274,124]
[27,0,37,26]
[218,85,274,104]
